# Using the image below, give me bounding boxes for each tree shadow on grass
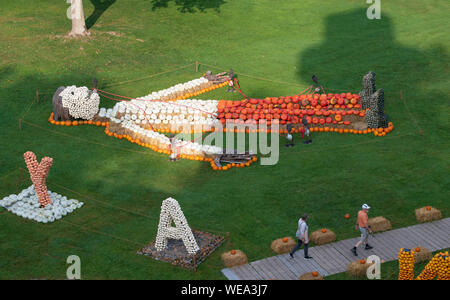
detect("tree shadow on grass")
[298,9,447,93]
[85,0,117,29]
[149,0,226,13]
[298,8,449,138]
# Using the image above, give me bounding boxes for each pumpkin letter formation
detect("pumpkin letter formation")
[155,198,200,254]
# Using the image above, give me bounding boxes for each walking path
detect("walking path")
[221,218,450,280]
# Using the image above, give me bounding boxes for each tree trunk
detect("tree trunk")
[69,0,90,37]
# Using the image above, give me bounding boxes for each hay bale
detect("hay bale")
[368,216,392,232]
[347,260,373,278]
[221,250,248,268]
[298,272,324,280]
[309,229,336,245]
[413,247,433,264]
[271,237,296,254]
[415,206,441,223]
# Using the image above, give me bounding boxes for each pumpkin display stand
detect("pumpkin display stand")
[221,250,248,268]
[415,206,441,223]
[368,216,392,232]
[298,272,324,280]
[413,247,433,264]
[270,237,296,254]
[309,229,336,245]
[347,259,373,278]
[138,230,225,270]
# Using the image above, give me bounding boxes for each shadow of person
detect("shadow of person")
[85,0,117,30]
[298,9,433,93]
[150,0,226,13]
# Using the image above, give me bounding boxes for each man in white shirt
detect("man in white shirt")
[289,213,313,259]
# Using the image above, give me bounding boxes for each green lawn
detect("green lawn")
[0,0,448,279]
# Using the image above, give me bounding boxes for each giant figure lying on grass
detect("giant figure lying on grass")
[49,71,393,170]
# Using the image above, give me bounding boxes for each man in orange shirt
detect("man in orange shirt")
[351,204,373,256]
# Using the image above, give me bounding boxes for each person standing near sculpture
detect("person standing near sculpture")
[300,117,312,144]
[290,213,313,259]
[169,134,178,162]
[351,204,374,256]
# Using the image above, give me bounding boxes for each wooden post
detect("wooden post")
[195,61,199,72]
[19,118,22,130]
[19,167,24,184]
[36,89,39,103]
[193,253,197,272]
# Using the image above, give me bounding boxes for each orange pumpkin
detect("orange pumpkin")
[345,214,350,219]
[415,247,421,252]
[312,271,319,277]
[230,250,236,255]
[426,206,431,211]
[321,229,327,233]
[360,259,366,264]
[282,237,288,243]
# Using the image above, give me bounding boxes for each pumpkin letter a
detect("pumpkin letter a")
[155,198,200,254]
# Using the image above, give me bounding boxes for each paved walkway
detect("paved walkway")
[221,218,450,280]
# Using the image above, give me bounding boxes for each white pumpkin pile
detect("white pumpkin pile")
[0,185,84,224]
[155,197,200,254]
[92,76,225,157]
[117,119,222,156]
[60,85,100,120]
[97,107,114,119]
[137,77,211,101]
[109,99,219,131]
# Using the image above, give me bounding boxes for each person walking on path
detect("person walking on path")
[351,204,374,256]
[290,213,313,259]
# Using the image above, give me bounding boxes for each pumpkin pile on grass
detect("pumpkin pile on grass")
[415,206,442,223]
[416,252,450,280]
[398,248,415,280]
